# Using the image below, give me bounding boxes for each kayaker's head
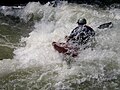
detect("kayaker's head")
[77,18,87,25]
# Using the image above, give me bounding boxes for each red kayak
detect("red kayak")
[52,42,79,57]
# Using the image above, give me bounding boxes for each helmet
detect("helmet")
[77,18,87,25]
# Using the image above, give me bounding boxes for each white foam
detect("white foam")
[0,2,120,83]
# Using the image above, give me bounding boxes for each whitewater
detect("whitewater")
[0,1,120,90]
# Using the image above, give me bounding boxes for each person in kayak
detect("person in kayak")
[52,18,96,57]
[66,18,96,49]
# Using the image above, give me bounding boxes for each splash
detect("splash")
[0,2,120,90]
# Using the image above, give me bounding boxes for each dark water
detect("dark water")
[0,11,33,59]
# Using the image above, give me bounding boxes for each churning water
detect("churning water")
[0,2,120,90]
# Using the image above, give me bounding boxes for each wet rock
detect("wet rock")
[0,0,120,6]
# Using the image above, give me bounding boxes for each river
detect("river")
[0,2,120,90]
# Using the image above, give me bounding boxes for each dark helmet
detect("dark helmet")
[77,18,87,25]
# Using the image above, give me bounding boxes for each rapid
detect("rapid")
[0,1,120,90]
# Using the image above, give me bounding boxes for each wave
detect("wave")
[0,2,120,89]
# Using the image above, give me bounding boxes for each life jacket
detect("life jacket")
[68,25,95,45]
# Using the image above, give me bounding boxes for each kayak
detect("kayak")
[52,42,79,57]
